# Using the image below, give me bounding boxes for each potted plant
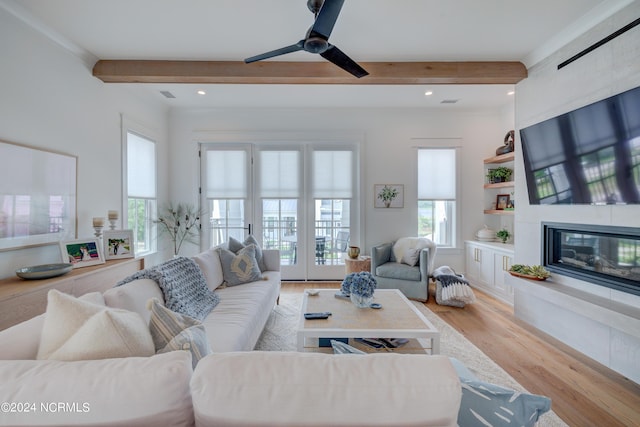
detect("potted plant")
[377,185,399,208]
[155,203,201,256]
[487,166,513,183]
[496,228,511,243]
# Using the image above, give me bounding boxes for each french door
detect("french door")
[200,142,359,281]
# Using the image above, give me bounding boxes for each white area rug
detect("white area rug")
[255,292,568,427]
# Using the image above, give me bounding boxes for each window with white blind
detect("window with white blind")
[312,149,352,266]
[125,131,157,255]
[417,148,458,247]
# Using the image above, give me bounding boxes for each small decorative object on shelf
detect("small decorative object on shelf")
[496,228,511,243]
[495,130,515,155]
[108,210,119,230]
[342,271,377,308]
[92,217,105,238]
[509,264,550,280]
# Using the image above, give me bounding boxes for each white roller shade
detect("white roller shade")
[312,150,353,199]
[418,148,456,200]
[260,150,299,198]
[206,150,247,198]
[127,132,156,198]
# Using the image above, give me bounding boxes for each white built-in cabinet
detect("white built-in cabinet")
[465,240,514,305]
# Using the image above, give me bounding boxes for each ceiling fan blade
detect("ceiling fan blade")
[310,0,345,39]
[244,41,304,63]
[320,44,369,78]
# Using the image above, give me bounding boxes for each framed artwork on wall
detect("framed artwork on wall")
[374,184,404,208]
[60,238,105,268]
[103,229,135,260]
[0,140,77,250]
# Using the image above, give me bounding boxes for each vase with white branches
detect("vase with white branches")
[155,203,201,256]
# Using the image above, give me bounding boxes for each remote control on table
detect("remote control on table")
[304,312,331,319]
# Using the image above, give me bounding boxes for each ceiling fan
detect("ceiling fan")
[244,0,368,78]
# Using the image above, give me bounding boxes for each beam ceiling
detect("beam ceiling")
[93,60,527,85]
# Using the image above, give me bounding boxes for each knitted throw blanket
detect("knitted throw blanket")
[116,256,220,321]
[433,266,476,304]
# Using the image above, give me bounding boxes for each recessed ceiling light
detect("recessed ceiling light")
[197,90,206,95]
[507,91,515,96]
[424,90,433,96]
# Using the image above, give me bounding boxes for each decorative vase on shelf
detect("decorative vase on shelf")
[350,293,374,308]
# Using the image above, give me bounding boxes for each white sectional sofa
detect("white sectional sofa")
[0,245,465,427]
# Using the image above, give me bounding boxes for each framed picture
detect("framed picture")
[60,238,105,268]
[103,229,135,260]
[496,194,510,210]
[374,184,404,208]
[0,140,77,250]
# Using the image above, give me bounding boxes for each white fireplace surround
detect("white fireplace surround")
[508,274,640,384]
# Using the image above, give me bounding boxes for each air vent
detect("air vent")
[441,99,459,104]
[160,91,176,99]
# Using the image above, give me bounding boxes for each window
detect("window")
[418,148,457,247]
[125,131,157,255]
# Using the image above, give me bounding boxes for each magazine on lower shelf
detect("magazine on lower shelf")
[355,338,409,349]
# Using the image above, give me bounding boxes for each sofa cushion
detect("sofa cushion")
[217,244,263,286]
[191,352,461,427]
[0,351,194,427]
[0,292,104,361]
[375,262,422,281]
[229,235,266,271]
[37,290,154,361]
[103,278,164,324]
[148,298,211,368]
[192,247,225,290]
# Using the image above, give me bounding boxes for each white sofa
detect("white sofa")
[0,247,464,427]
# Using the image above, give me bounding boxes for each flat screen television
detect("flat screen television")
[520,85,640,205]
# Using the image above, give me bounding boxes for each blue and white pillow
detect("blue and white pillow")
[228,235,266,272]
[147,298,211,368]
[217,244,263,286]
[458,377,551,427]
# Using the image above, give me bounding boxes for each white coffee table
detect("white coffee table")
[297,289,440,354]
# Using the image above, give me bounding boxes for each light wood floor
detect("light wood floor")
[281,281,640,427]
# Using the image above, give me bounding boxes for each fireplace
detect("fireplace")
[542,222,640,296]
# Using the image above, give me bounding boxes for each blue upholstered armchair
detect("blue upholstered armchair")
[370,240,435,302]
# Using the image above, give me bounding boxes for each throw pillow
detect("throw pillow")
[401,248,421,266]
[192,247,225,290]
[147,298,211,368]
[458,378,552,427]
[37,290,155,361]
[228,235,267,271]
[217,244,263,286]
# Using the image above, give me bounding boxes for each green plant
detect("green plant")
[488,166,513,183]
[509,264,551,279]
[377,185,399,207]
[155,203,201,255]
[496,228,511,243]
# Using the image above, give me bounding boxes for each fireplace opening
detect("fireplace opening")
[542,222,640,297]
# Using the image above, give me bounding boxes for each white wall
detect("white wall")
[0,8,170,279]
[169,106,512,272]
[514,1,640,382]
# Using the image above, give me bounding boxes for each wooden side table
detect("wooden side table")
[344,256,371,275]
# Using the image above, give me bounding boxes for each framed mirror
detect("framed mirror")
[0,140,77,250]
